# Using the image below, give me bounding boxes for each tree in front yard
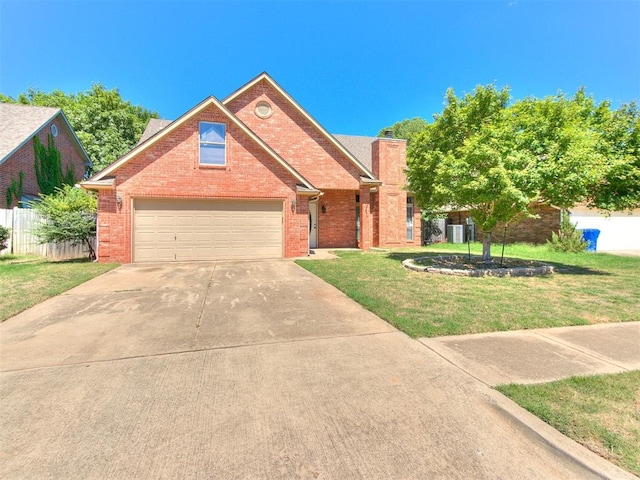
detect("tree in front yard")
[407,85,532,261]
[30,185,97,260]
[407,86,616,261]
[589,101,640,212]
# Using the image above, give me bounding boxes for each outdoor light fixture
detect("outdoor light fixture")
[291,198,296,211]
[116,194,123,209]
[321,203,327,214]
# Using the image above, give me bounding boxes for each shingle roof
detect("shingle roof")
[332,134,378,171]
[138,118,172,145]
[0,103,60,162]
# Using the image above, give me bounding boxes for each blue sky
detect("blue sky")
[1,0,638,136]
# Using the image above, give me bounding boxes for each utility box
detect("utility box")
[447,224,465,243]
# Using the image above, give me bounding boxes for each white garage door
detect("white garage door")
[133,199,283,262]
[570,207,640,251]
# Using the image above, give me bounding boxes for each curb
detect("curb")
[485,388,639,480]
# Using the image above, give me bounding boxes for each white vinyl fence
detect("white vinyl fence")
[0,208,95,260]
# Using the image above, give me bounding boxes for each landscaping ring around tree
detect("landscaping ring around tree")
[403,255,554,277]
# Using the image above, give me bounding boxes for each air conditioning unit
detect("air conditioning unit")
[447,224,465,243]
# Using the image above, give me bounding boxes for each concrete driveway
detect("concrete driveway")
[0,261,633,479]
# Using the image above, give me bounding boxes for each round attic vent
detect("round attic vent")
[50,124,58,137]
[255,101,272,118]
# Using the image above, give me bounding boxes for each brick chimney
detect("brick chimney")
[371,137,409,247]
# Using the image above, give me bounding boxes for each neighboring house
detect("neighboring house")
[81,72,421,263]
[0,103,91,207]
[446,204,561,245]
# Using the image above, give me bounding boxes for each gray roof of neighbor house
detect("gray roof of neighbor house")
[0,103,60,162]
[137,118,173,145]
[332,134,378,171]
[138,120,380,174]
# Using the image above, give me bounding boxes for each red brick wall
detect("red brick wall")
[1,115,87,207]
[317,189,358,248]
[447,204,561,244]
[372,138,421,247]
[96,104,309,263]
[226,79,363,190]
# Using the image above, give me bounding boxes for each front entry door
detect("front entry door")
[309,202,318,249]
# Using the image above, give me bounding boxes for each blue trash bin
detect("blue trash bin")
[581,228,601,252]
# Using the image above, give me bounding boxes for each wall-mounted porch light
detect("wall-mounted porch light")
[321,203,327,214]
[290,198,296,212]
[116,194,123,210]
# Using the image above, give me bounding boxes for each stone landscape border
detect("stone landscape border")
[402,256,555,277]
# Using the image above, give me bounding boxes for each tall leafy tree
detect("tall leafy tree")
[1,84,158,172]
[407,85,529,260]
[406,86,618,261]
[589,102,640,211]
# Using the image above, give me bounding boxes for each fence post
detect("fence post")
[12,207,17,254]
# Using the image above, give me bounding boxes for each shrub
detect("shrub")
[547,210,588,253]
[29,185,97,260]
[0,225,10,252]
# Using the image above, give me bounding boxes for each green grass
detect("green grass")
[296,243,640,337]
[0,255,119,321]
[497,371,640,477]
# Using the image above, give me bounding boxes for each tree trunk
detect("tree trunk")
[85,237,96,261]
[482,232,492,262]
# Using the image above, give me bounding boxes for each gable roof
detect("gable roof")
[0,104,91,166]
[85,95,317,192]
[223,73,377,181]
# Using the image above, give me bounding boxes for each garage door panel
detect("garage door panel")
[133,199,283,262]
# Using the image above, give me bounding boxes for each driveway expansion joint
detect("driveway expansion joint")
[0,330,397,374]
[418,339,493,388]
[194,263,217,334]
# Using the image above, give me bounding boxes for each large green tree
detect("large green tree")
[406,86,624,261]
[588,101,640,211]
[1,84,158,172]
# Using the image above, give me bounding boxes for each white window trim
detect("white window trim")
[199,121,226,166]
[406,197,414,241]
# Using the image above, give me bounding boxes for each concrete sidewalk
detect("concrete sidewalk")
[420,322,640,386]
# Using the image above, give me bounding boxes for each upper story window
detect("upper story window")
[199,122,226,166]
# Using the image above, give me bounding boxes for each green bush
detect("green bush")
[0,225,10,252]
[547,210,588,253]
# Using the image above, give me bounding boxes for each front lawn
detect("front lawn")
[497,371,640,477]
[296,243,640,337]
[0,255,118,322]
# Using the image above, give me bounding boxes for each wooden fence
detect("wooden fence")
[0,208,94,260]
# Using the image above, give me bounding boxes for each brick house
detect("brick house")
[446,204,561,244]
[0,104,91,207]
[81,73,421,263]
